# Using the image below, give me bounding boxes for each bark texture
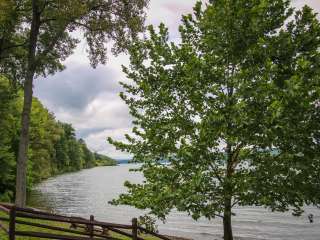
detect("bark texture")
[223,143,234,240]
[223,197,233,240]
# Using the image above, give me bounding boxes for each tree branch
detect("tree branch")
[231,142,244,170]
[231,199,240,208]
[1,41,28,51]
[209,162,223,183]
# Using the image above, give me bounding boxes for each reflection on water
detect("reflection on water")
[29,165,320,240]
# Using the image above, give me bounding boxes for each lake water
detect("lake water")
[29,165,320,240]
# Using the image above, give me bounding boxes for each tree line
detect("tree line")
[0,75,116,202]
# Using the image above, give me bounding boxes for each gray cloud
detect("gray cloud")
[77,127,110,139]
[35,65,120,113]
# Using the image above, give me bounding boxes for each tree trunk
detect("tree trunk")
[223,142,234,240]
[223,197,233,240]
[0,38,4,60]
[15,0,40,207]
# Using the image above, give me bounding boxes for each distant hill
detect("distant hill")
[116,159,170,164]
[94,153,118,166]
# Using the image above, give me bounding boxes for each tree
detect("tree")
[0,0,26,87]
[27,98,61,182]
[79,139,95,168]
[0,75,19,201]
[108,1,320,239]
[55,122,80,171]
[68,139,84,170]
[1,0,149,207]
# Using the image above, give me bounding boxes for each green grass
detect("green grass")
[0,211,159,240]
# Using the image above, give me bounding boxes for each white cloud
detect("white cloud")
[85,127,132,159]
[293,0,320,12]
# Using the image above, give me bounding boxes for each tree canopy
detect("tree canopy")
[1,0,149,81]
[109,1,320,239]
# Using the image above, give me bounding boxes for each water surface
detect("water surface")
[30,165,320,240]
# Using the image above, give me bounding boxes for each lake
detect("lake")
[29,165,320,240]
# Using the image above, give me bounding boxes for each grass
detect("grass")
[0,211,160,240]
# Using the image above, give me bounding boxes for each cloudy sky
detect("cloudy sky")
[34,0,320,160]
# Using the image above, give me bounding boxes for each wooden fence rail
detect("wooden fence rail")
[0,203,170,240]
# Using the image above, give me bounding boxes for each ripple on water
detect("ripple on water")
[29,165,320,240]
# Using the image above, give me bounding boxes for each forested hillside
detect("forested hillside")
[0,76,116,202]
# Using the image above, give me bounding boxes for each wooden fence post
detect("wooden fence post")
[9,206,16,240]
[89,215,94,239]
[132,217,138,240]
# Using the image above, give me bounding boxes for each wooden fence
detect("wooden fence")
[0,203,171,240]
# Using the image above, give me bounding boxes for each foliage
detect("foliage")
[80,138,95,168]
[0,75,19,201]
[0,0,150,82]
[0,76,116,201]
[137,215,158,234]
[0,0,26,84]
[109,1,320,239]
[94,152,117,167]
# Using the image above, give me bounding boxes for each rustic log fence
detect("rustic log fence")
[0,203,171,240]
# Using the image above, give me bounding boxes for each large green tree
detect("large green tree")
[0,0,149,207]
[109,1,320,239]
